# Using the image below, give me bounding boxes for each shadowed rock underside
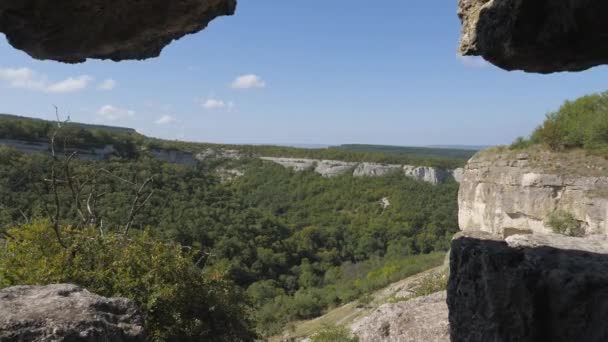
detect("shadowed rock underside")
[0,0,236,63]
[458,0,608,73]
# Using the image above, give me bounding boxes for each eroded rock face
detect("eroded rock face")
[0,284,145,341]
[458,149,608,236]
[354,163,402,177]
[0,0,236,63]
[448,231,608,342]
[458,0,608,73]
[351,291,449,342]
[260,157,461,184]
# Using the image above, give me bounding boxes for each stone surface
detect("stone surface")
[0,0,236,63]
[448,231,608,342]
[354,163,402,177]
[150,149,198,167]
[351,291,449,342]
[458,149,608,236]
[0,284,145,341]
[458,0,608,73]
[315,160,358,177]
[260,157,317,172]
[403,165,451,185]
[260,157,461,184]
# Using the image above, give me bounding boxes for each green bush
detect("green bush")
[311,325,359,342]
[546,210,583,237]
[0,222,256,341]
[524,91,608,152]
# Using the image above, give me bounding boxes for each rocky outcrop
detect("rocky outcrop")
[0,284,145,341]
[351,291,449,342]
[354,163,402,177]
[0,139,116,161]
[458,149,608,236]
[458,0,608,73]
[150,149,197,167]
[196,148,242,161]
[448,231,608,342]
[260,157,461,184]
[0,0,236,63]
[315,160,358,177]
[260,157,317,172]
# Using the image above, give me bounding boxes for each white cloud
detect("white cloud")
[0,67,93,93]
[202,98,235,111]
[457,55,489,68]
[231,74,266,89]
[98,78,117,91]
[97,105,135,121]
[46,75,93,93]
[155,115,176,125]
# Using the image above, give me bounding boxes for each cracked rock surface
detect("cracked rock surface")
[0,284,146,341]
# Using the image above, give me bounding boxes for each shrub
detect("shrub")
[546,210,583,237]
[510,136,533,150]
[311,325,359,342]
[0,222,256,341]
[412,270,448,297]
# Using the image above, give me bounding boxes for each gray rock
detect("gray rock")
[354,163,402,177]
[0,0,236,63]
[261,157,461,184]
[458,150,608,236]
[458,0,608,73]
[351,291,449,342]
[314,160,358,177]
[150,149,198,167]
[448,231,608,342]
[0,284,145,341]
[260,157,317,172]
[403,165,449,185]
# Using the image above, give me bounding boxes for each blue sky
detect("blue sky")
[1,1,608,146]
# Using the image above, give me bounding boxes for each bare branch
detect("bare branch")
[123,177,154,235]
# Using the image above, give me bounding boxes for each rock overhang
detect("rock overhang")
[458,0,608,73]
[0,0,237,63]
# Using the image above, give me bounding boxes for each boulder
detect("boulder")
[458,0,608,73]
[0,0,236,63]
[351,291,449,342]
[0,284,146,341]
[448,231,608,342]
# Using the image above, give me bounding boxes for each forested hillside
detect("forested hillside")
[0,115,460,338]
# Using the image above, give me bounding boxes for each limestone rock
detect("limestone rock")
[458,0,608,73]
[458,149,608,236]
[351,291,449,342]
[403,165,450,185]
[0,0,236,63]
[354,163,402,177]
[448,231,608,342]
[314,160,358,177]
[260,157,461,184]
[260,157,316,172]
[150,149,197,167]
[196,148,242,161]
[0,284,145,341]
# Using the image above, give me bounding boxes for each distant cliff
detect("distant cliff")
[260,157,463,184]
[458,148,608,236]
